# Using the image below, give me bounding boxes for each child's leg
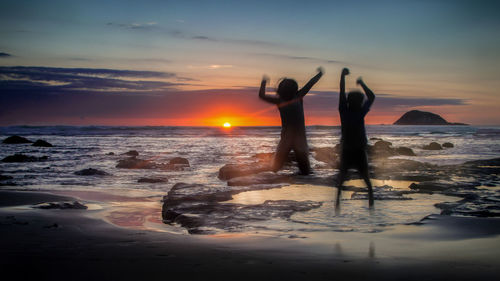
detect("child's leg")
[293,138,311,175]
[335,161,348,211]
[358,151,374,207]
[272,139,291,172]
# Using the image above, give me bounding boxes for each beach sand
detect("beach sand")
[1,190,499,281]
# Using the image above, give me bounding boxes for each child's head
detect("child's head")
[277,78,298,101]
[347,91,365,110]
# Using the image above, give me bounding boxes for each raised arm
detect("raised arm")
[297,67,324,98]
[339,68,349,111]
[258,75,280,105]
[356,77,375,105]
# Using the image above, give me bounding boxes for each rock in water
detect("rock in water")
[442,142,454,148]
[34,201,88,210]
[138,177,168,183]
[374,140,392,149]
[123,150,139,157]
[2,154,48,162]
[32,139,53,147]
[74,168,109,176]
[218,163,272,180]
[423,142,442,150]
[395,147,416,156]
[169,157,190,166]
[393,110,467,125]
[2,135,33,144]
[116,157,156,169]
[0,175,14,181]
[311,147,338,166]
[227,172,291,186]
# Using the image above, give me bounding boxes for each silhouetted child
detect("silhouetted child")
[259,67,323,175]
[336,68,375,208]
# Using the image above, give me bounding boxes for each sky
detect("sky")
[1,0,499,126]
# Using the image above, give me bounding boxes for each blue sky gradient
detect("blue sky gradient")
[1,0,499,125]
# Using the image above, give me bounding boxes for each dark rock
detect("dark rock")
[369,141,397,158]
[2,154,48,163]
[374,140,392,149]
[409,182,476,192]
[138,177,168,183]
[169,157,190,166]
[0,175,13,181]
[311,147,338,166]
[423,142,442,150]
[393,110,468,125]
[107,152,115,155]
[34,201,88,210]
[32,139,53,147]
[162,209,181,222]
[116,157,155,169]
[218,163,272,180]
[463,157,500,166]
[2,135,32,144]
[74,168,109,176]
[44,223,59,229]
[123,150,139,157]
[227,172,291,186]
[161,182,324,234]
[173,214,204,229]
[164,183,234,205]
[158,163,188,171]
[442,142,454,148]
[395,147,416,156]
[253,152,275,163]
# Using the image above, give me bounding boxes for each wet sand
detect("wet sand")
[1,190,500,281]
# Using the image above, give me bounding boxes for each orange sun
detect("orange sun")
[223,122,231,128]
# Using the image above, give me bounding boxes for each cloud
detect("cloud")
[106,22,159,31]
[0,67,469,125]
[0,66,183,93]
[209,65,232,69]
[0,52,12,58]
[302,91,467,113]
[187,65,233,70]
[106,22,286,48]
[253,53,345,65]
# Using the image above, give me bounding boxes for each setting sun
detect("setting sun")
[223,122,231,128]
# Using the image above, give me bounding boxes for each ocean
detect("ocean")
[1,125,499,237]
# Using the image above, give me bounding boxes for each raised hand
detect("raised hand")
[261,75,270,83]
[356,77,363,85]
[342,68,350,76]
[316,66,325,76]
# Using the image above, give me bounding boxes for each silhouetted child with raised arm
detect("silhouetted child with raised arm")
[259,67,324,175]
[336,68,375,208]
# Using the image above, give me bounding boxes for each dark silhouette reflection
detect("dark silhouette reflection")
[258,67,323,175]
[369,241,376,258]
[335,68,375,210]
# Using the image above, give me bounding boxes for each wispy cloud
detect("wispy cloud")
[106,22,159,31]
[301,91,468,113]
[0,66,183,93]
[106,22,286,48]
[187,64,233,70]
[0,52,12,58]
[253,53,345,65]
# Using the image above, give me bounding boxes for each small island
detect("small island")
[393,110,468,125]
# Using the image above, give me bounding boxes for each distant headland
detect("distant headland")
[393,110,468,125]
